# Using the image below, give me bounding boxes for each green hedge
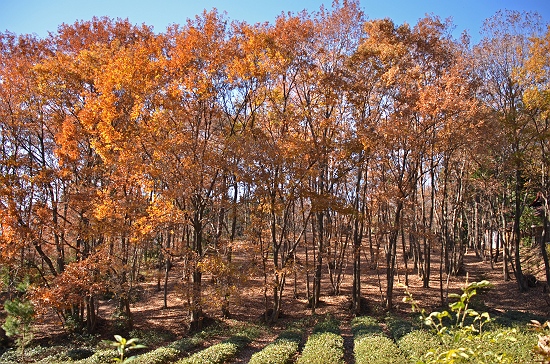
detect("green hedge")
[249,339,299,364]
[352,316,406,364]
[312,316,341,335]
[449,327,540,364]
[397,330,441,362]
[351,316,383,338]
[249,328,302,364]
[129,336,206,364]
[131,346,180,364]
[397,326,541,363]
[296,316,344,364]
[354,334,406,364]
[385,315,415,340]
[296,332,344,364]
[176,341,239,364]
[72,349,117,364]
[176,334,251,364]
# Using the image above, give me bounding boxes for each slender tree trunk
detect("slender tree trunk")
[86,295,96,332]
[386,200,403,311]
[513,168,527,291]
[189,202,204,332]
[352,166,365,314]
[313,211,324,309]
[541,197,550,287]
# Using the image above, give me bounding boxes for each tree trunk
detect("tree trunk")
[513,168,528,291]
[189,201,204,332]
[313,211,324,309]
[385,200,403,311]
[351,166,365,314]
[86,295,97,333]
[541,196,550,287]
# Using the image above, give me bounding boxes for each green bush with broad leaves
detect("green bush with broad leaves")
[402,279,545,363]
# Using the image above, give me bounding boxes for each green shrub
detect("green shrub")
[132,346,180,364]
[312,315,340,335]
[354,334,406,364]
[0,345,69,364]
[176,341,239,364]
[249,328,302,364]
[351,316,407,364]
[2,298,34,358]
[73,349,118,364]
[248,339,299,364]
[66,348,95,360]
[129,329,175,347]
[176,332,252,364]
[493,310,548,328]
[131,324,229,364]
[397,330,442,361]
[351,316,383,339]
[296,315,344,364]
[440,327,540,364]
[385,315,415,340]
[168,336,205,353]
[296,332,344,364]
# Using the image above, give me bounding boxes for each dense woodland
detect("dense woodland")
[1,0,550,340]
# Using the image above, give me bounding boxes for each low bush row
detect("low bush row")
[296,316,344,364]
[355,334,406,364]
[397,329,441,362]
[385,315,415,340]
[437,327,540,364]
[72,320,262,364]
[176,340,239,364]
[352,315,543,364]
[249,328,303,364]
[73,348,117,364]
[352,316,406,364]
[175,321,262,364]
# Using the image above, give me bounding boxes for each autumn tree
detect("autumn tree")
[240,11,318,323]
[292,0,365,310]
[522,24,550,287]
[0,32,56,281]
[474,10,544,291]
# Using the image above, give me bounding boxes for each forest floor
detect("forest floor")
[28,241,550,363]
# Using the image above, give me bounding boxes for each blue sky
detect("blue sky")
[0,0,549,43]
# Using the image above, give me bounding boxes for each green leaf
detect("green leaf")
[125,338,139,346]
